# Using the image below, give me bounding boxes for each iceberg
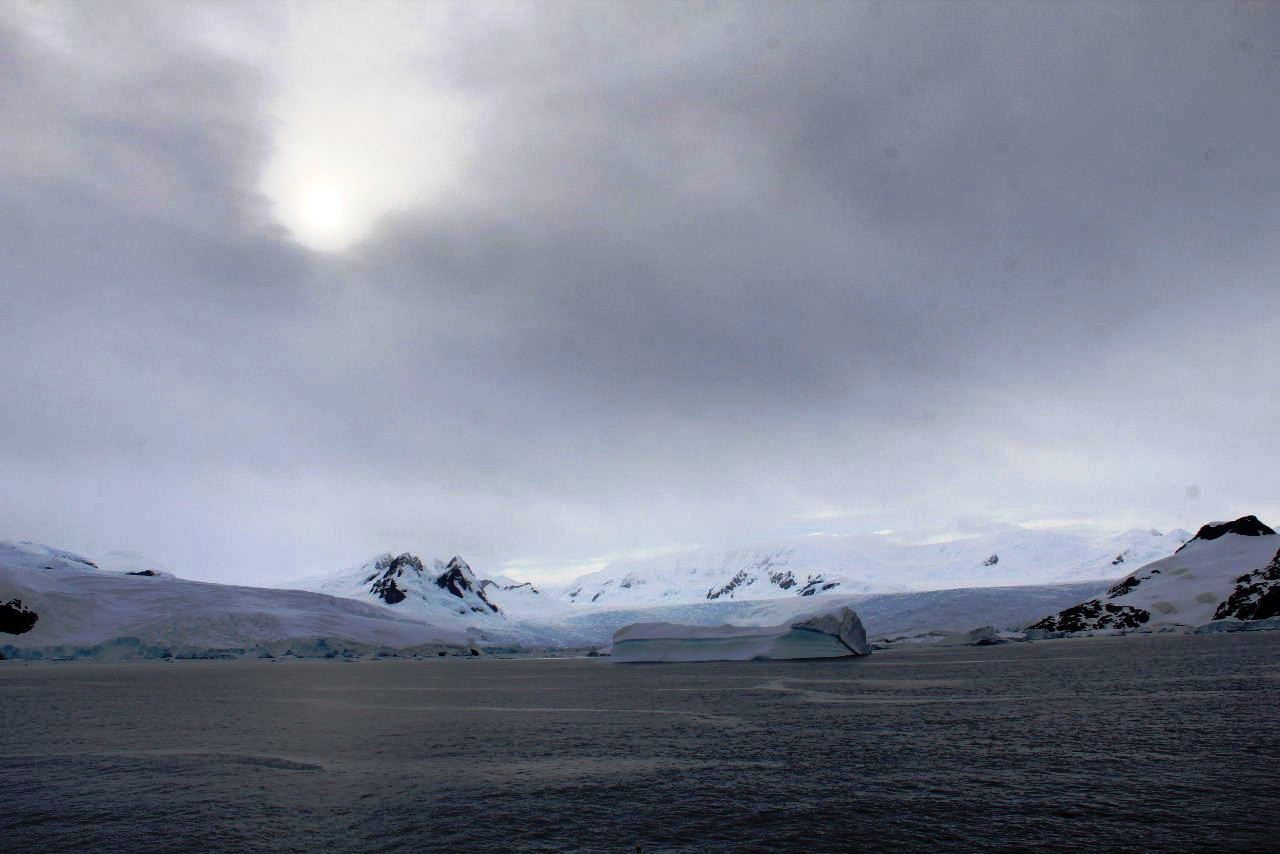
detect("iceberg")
[610,606,870,662]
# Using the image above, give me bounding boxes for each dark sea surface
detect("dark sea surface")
[2,633,1278,853]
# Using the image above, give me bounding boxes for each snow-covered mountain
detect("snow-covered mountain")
[0,540,472,656]
[297,552,569,624]
[1028,516,1280,633]
[555,525,1189,610]
[6,516,1271,659]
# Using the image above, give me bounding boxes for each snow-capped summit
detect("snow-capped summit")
[308,551,502,619]
[1029,515,1279,633]
[435,556,499,613]
[1175,515,1275,552]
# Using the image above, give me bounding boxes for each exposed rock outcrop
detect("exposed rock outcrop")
[1028,599,1150,633]
[0,599,39,635]
[1213,548,1280,621]
[435,557,500,613]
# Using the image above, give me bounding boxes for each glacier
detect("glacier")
[610,606,870,662]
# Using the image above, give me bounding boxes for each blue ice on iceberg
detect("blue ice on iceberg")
[610,606,870,662]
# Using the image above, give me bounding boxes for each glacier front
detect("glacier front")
[610,606,870,662]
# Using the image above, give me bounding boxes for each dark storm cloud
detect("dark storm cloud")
[2,2,1279,583]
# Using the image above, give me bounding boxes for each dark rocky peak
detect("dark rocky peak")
[436,557,500,613]
[1176,516,1276,552]
[364,553,426,584]
[365,552,427,605]
[983,554,999,566]
[387,553,425,575]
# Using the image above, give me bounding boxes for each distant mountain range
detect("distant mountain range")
[4,518,1278,659]
[550,525,1189,610]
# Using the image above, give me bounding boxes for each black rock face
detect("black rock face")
[0,599,39,635]
[707,570,750,600]
[797,575,835,597]
[1106,576,1142,599]
[984,554,999,567]
[387,553,425,575]
[1213,548,1280,621]
[769,570,797,590]
[436,557,500,613]
[368,552,425,605]
[479,578,531,595]
[1176,516,1276,552]
[372,579,407,604]
[126,569,160,577]
[1028,599,1150,632]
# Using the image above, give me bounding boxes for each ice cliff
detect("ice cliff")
[610,605,870,662]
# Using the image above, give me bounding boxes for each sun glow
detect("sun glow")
[257,3,489,253]
[292,183,348,249]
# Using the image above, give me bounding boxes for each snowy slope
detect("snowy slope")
[555,526,1187,610]
[1028,517,1280,632]
[0,541,470,652]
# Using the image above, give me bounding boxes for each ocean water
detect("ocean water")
[2,633,1278,853]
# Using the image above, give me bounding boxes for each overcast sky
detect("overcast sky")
[2,1,1278,585]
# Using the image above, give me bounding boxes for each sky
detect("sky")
[2,1,1279,586]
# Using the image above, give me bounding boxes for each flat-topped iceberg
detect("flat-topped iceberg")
[610,606,870,662]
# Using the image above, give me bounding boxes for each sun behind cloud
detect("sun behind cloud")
[257,3,486,252]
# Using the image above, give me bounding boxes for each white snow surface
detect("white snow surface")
[611,605,869,662]
[554,526,1187,610]
[0,541,468,650]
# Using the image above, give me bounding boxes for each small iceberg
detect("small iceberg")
[610,606,870,662]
